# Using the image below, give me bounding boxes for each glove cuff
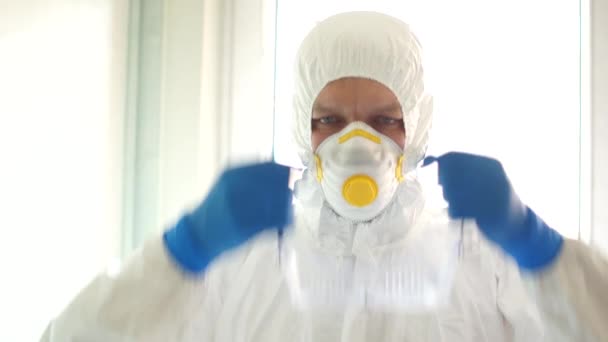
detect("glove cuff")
[501,207,564,271]
[163,215,214,274]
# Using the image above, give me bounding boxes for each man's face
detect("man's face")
[311,77,405,151]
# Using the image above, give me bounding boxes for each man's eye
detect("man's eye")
[376,116,401,125]
[319,116,339,124]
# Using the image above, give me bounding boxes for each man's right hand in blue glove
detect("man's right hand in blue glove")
[424,152,563,271]
[164,162,293,273]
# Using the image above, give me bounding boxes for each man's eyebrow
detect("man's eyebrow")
[312,102,402,115]
[370,103,402,114]
[312,104,341,114]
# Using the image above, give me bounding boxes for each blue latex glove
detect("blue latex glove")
[164,162,293,273]
[424,152,563,270]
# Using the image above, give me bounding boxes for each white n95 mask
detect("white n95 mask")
[313,122,405,222]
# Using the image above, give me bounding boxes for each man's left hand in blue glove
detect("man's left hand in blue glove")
[424,152,564,271]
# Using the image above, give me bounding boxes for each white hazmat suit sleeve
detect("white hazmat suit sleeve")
[39,236,221,342]
[522,238,608,341]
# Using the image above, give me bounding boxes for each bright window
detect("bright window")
[273,0,584,238]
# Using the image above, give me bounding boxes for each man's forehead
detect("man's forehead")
[312,78,400,112]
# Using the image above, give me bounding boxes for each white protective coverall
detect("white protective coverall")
[41,11,608,342]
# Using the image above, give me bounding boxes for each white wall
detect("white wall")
[0,1,128,339]
[121,0,210,252]
[121,0,165,255]
[590,0,608,251]
[158,0,208,231]
[125,0,276,247]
